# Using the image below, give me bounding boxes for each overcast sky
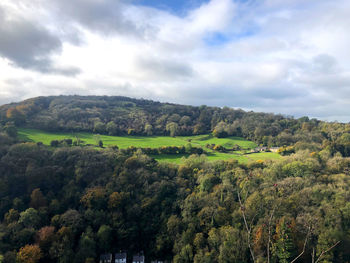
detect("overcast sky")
[0,0,350,122]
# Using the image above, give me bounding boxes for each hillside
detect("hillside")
[1,95,348,150]
[1,96,350,263]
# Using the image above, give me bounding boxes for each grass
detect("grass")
[18,128,187,148]
[151,154,190,164]
[18,128,281,163]
[245,152,281,161]
[179,134,257,149]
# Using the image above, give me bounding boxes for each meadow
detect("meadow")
[18,128,280,163]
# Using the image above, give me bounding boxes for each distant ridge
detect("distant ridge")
[0,95,338,147]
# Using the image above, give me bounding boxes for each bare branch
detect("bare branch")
[249,213,258,232]
[290,226,311,263]
[267,207,276,263]
[314,241,340,263]
[237,189,255,263]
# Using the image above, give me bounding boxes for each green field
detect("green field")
[152,152,280,164]
[18,128,280,163]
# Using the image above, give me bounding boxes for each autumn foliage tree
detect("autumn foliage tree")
[17,244,42,263]
[6,107,25,125]
[37,226,55,253]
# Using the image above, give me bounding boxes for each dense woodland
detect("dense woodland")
[1,96,350,263]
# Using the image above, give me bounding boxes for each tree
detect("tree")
[93,121,106,134]
[108,192,124,210]
[81,187,107,210]
[97,225,113,252]
[30,188,47,209]
[213,122,228,138]
[60,210,83,233]
[180,116,191,126]
[49,227,74,263]
[6,107,25,125]
[216,226,244,263]
[4,209,19,224]
[168,114,181,123]
[76,229,96,262]
[37,226,55,252]
[272,217,296,263]
[174,244,193,263]
[3,251,16,263]
[17,245,42,263]
[166,122,179,137]
[93,134,102,147]
[50,140,59,147]
[106,121,118,135]
[237,190,256,263]
[128,129,135,135]
[4,123,17,138]
[144,124,153,136]
[193,123,205,135]
[18,208,40,228]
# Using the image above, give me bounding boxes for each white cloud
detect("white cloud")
[188,0,236,33]
[0,0,350,121]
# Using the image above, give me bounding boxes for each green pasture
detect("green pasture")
[179,134,257,149]
[18,128,186,148]
[153,152,280,164]
[18,128,280,163]
[18,128,257,149]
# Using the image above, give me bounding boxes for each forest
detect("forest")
[1,96,350,263]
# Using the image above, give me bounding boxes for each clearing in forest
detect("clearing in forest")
[18,128,280,163]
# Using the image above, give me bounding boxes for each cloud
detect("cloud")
[45,0,147,37]
[187,0,236,34]
[0,9,60,71]
[49,66,82,77]
[0,3,81,75]
[311,54,338,74]
[135,57,194,80]
[1,0,350,121]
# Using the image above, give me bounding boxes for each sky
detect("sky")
[0,0,350,122]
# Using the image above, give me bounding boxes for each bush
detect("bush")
[50,140,59,147]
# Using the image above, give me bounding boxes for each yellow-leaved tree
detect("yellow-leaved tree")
[17,244,42,263]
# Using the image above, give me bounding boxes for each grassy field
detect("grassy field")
[153,152,281,164]
[18,128,280,163]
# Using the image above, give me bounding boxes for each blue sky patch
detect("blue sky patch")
[204,32,231,46]
[132,0,210,15]
[204,29,256,46]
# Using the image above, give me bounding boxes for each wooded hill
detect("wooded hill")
[1,96,350,263]
[1,95,350,151]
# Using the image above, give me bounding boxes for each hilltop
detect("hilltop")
[0,95,340,149]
